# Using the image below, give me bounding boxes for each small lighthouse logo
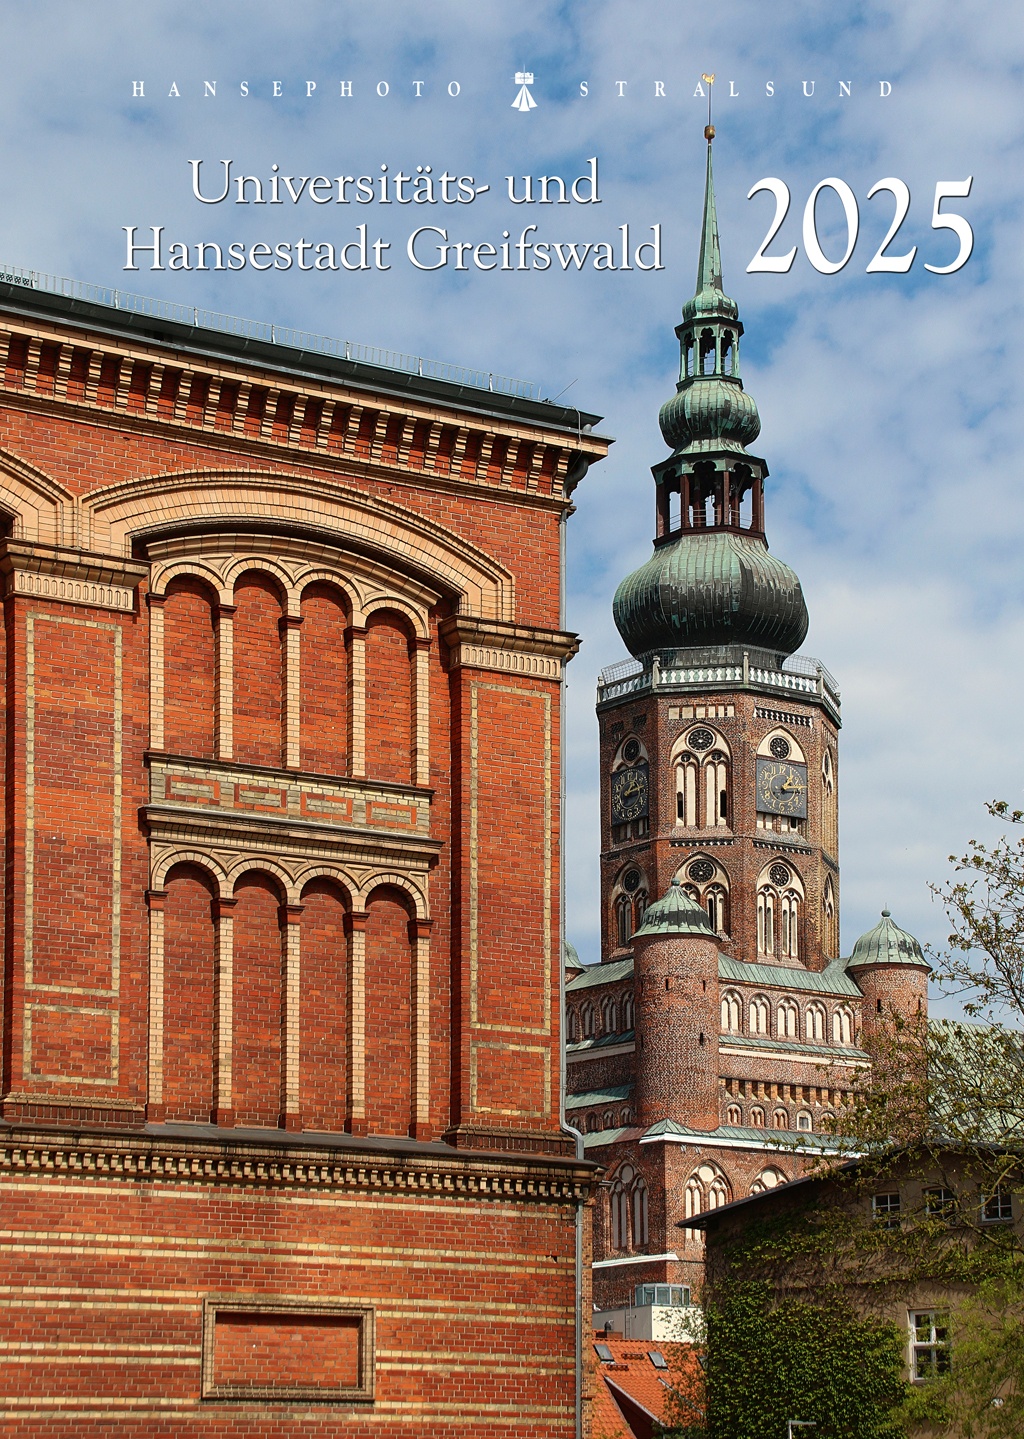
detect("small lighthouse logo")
[511,72,537,112]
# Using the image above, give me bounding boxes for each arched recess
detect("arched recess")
[363,883,417,1138]
[365,608,415,785]
[232,869,287,1127]
[750,1166,789,1195]
[83,470,515,620]
[0,449,75,545]
[161,861,218,1123]
[299,877,350,1131]
[233,569,286,769]
[163,574,218,758]
[673,726,731,829]
[299,579,351,776]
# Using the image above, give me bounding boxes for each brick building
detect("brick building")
[0,268,609,1432]
[564,132,930,1313]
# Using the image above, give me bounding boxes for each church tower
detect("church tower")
[597,127,842,975]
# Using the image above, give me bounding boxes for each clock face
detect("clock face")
[756,758,809,817]
[611,765,650,821]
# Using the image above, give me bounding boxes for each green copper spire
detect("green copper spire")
[687,130,736,321]
[611,128,809,662]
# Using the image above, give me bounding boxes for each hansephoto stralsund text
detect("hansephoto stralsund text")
[128,78,895,101]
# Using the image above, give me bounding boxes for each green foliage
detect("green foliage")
[702,1283,907,1439]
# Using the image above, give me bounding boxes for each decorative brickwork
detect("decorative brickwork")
[0,276,608,1434]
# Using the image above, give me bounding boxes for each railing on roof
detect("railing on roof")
[0,262,541,401]
[597,651,841,709]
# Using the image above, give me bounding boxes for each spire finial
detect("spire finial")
[701,72,715,136]
[696,110,724,297]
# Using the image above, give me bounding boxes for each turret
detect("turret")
[631,881,720,1129]
[847,909,929,1043]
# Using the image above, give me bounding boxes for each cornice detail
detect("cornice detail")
[0,540,147,612]
[440,615,581,679]
[0,1128,596,1202]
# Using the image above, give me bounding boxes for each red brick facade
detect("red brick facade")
[0,277,608,1434]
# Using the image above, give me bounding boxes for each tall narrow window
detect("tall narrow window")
[720,990,741,1034]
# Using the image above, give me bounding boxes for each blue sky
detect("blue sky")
[1,1,1019,1008]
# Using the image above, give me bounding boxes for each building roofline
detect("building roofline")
[0,270,608,439]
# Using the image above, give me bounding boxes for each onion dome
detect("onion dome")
[612,128,809,662]
[632,879,716,939]
[613,529,808,657]
[847,910,929,971]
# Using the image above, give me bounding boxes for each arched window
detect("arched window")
[581,1004,595,1040]
[822,747,838,857]
[603,1111,614,1130]
[567,1008,580,1043]
[750,1166,788,1195]
[822,875,839,960]
[675,730,730,830]
[833,1006,854,1046]
[757,888,775,956]
[797,1111,813,1131]
[622,993,634,1031]
[749,995,770,1036]
[778,998,799,1039]
[700,328,715,375]
[602,996,619,1034]
[616,896,632,948]
[773,1109,790,1129]
[780,890,800,960]
[821,1111,837,1129]
[749,1106,766,1128]
[676,751,699,826]
[683,1162,731,1238]
[631,1174,649,1248]
[806,1002,826,1043]
[726,1104,742,1126]
[620,1108,634,1126]
[676,854,730,937]
[757,861,804,958]
[609,1164,634,1250]
[720,989,741,1033]
[586,1114,599,1133]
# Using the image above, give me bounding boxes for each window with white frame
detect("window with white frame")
[910,1310,950,1380]
[796,1111,813,1131]
[581,1003,595,1039]
[749,995,770,1036]
[621,992,634,1031]
[982,1187,1013,1223]
[872,1192,901,1229]
[602,996,618,1034]
[923,1187,957,1222]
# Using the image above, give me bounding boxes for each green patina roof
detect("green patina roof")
[719,954,863,998]
[847,909,928,971]
[632,879,717,939]
[682,136,739,326]
[613,529,808,659]
[642,1118,849,1151]
[566,1030,635,1055]
[565,1084,633,1111]
[721,1034,869,1061]
[566,957,634,993]
[563,939,582,970]
[568,954,864,998]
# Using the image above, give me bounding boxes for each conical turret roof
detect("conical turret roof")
[633,880,716,939]
[847,910,929,970]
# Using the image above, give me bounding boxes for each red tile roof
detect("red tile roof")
[589,1334,699,1439]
